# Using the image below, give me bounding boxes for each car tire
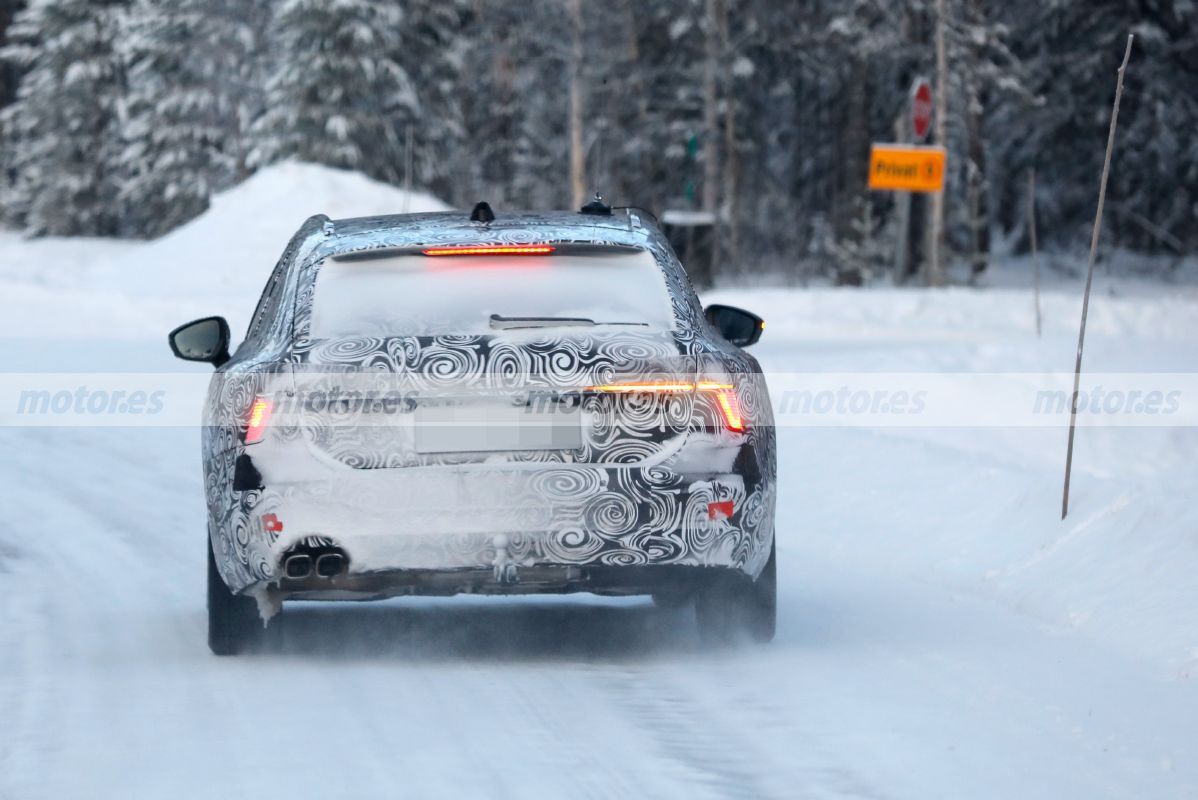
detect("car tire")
[651,588,693,610]
[747,538,777,642]
[695,538,776,644]
[207,538,263,656]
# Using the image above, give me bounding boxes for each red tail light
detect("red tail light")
[244,397,273,444]
[422,245,556,256]
[697,381,745,433]
[585,382,696,394]
[585,380,746,433]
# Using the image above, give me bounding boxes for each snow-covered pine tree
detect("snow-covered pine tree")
[0,0,22,111]
[571,0,705,216]
[991,0,1197,255]
[452,0,572,210]
[0,0,128,236]
[119,0,268,237]
[0,0,22,213]
[249,0,418,185]
[384,0,468,204]
[734,0,908,273]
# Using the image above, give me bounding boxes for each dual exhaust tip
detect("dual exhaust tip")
[283,550,347,581]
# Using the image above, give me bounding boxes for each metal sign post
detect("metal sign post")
[912,78,933,143]
[892,79,935,282]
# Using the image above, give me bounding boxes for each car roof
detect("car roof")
[325,209,662,244]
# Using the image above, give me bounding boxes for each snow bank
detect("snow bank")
[119,161,448,298]
[709,284,1198,673]
[0,161,450,338]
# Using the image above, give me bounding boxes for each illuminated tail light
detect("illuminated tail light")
[244,397,273,444]
[700,383,744,433]
[585,382,696,394]
[697,381,745,433]
[585,380,746,433]
[422,245,556,256]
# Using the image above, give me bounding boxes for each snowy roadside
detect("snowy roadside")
[1,162,1197,798]
[709,283,1198,675]
[0,161,1194,675]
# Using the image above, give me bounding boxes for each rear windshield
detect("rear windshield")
[308,248,676,338]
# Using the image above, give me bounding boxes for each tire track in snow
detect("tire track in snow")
[492,665,677,799]
[585,659,876,800]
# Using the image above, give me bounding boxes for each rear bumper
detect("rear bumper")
[275,563,750,601]
[213,463,774,594]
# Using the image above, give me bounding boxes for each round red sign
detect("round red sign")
[912,80,933,142]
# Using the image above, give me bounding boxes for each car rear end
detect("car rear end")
[220,220,773,605]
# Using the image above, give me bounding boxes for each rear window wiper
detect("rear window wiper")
[489,314,649,330]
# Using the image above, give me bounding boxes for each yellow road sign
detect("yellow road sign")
[868,144,946,192]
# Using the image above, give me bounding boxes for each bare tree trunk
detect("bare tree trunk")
[966,0,991,281]
[1029,168,1041,337]
[403,126,413,213]
[717,0,738,270]
[926,0,948,286]
[1062,34,1133,520]
[837,57,869,243]
[567,0,585,208]
[892,114,911,284]
[965,85,989,282]
[621,0,643,206]
[701,0,720,214]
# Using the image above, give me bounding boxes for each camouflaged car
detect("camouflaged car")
[169,201,776,655]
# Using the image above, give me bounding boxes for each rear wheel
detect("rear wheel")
[207,539,263,656]
[651,588,693,610]
[695,538,776,644]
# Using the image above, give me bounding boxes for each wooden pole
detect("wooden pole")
[926,0,948,286]
[892,113,911,285]
[701,0,720,216]
[567,0,585,208]
[1062,34,1133,520]
[1029,168,1041,337]
[718,0,738,270]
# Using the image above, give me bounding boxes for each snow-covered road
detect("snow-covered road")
[2,165,1196,798]
[4,320,1196,798]
[3,408,1195,798]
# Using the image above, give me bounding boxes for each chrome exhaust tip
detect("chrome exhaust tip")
[315,552,345,579]
[284,553,313,580]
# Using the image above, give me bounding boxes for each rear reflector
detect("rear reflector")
[245,397,273,444]
[422,245,556,256]
[585,380,746,433]
[707,500,735,520]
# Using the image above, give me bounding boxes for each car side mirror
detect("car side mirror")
[704,304,764,348]
[169,316,231,367]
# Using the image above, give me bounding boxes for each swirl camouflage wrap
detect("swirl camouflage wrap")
[198,209,775,597]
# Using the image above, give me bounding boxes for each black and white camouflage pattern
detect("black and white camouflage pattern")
[201,210,775,594]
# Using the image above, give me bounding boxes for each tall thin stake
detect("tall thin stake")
[927,0,948,286]
[1029,168,1041,337]
[567,0,586,208]
[1062,34,1133,520]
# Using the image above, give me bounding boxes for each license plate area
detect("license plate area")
[414,399,582,454]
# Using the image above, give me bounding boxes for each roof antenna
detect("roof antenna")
[580,192,612,216]
[470,201,495,223]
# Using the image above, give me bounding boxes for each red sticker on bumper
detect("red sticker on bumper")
[707,501,734,521]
